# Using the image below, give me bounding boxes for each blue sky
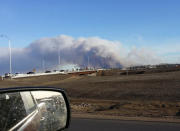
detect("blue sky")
[0,0,180,63]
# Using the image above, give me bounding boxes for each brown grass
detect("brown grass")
[1,70,180,119]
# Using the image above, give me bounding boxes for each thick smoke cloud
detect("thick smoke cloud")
[0,35,161,74]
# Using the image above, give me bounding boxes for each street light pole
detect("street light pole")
[8,39,12,74]
[0,34,12,74]
[52,46,61,67]
[88,56,89,69]
[58,49,61,65]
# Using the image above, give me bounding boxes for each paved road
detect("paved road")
[69,118,180,131]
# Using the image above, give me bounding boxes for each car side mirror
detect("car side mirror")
[0,87,71,131]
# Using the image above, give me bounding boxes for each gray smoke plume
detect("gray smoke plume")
[0,35,161,74]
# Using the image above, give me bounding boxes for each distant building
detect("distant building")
[127,65,157,70]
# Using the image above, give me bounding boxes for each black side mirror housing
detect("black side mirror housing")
[0,87,71,131]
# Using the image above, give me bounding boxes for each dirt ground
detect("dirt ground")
[1,71,180,121]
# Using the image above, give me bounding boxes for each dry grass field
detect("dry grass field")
[1,70,180,120]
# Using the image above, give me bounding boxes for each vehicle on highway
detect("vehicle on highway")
[4,73,12,78]
[0,87,71,131]
[27,72,35,74]
[45,70,51,73]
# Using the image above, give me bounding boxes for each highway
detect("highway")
[69,118,180,131]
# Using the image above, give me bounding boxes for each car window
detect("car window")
[0,91,38,131]
[0,92,27,130]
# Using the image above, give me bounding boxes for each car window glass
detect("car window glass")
[0,92,27,130]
